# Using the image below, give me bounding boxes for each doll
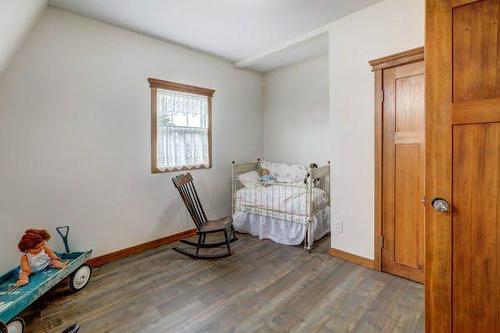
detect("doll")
[259,168,274,185]
[16,229,66,286]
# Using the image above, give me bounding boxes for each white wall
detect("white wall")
[263,54,329,165]
[0,7,263,273]
[0,0,47,76]
[329,0,424,259]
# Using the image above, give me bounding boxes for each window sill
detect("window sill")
[151,164,211,174]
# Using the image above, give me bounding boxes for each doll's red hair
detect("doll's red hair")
[18,229,51,253]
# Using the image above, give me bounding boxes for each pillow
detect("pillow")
[260,160,308,183]
[237,170,261,188]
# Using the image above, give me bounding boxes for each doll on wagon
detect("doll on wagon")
[16,229,66,286]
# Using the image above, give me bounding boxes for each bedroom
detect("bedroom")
[0,0,498,332]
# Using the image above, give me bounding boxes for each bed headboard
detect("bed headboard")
[231,160,259,179]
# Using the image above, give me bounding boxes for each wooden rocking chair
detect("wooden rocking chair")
[172,173,237,259]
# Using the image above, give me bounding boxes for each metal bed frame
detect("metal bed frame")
[231,160,330,251]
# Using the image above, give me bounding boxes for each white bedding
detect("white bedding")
[233,207,330,246]
[234,183,329,223]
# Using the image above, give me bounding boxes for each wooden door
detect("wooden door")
[382,61,425,283]
[426,0,500,332]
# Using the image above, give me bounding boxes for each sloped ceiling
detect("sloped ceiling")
[49,0,381,70]
[0,0,48,76]
[2,1,382,73]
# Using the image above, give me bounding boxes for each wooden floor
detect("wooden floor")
[22,233,424,333]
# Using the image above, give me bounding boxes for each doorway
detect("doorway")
[370,48,425,283]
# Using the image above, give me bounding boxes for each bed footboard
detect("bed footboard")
[309,164,331,213]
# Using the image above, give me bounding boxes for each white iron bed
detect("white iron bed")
[231,160,330,251]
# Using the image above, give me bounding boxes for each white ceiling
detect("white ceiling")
[0,0,47,76]
[48,0,380,70]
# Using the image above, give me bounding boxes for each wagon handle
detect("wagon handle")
[57,226,71,254]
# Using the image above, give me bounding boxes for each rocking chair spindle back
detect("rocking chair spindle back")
[172,173,237,259]
[173,173,208,230]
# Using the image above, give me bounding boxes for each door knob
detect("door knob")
[432,198,449,212]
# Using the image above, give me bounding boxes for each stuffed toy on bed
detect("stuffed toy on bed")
[259,168,274,185]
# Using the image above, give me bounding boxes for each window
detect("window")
[148,78,214,173]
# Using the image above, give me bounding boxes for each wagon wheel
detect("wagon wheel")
[69,264,92,292]
[6,318,24,333]
[62,323,80,333]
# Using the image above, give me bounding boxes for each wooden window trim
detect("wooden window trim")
[149,78,214,174]
[368,47,424,272]
[148,78,215,97]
